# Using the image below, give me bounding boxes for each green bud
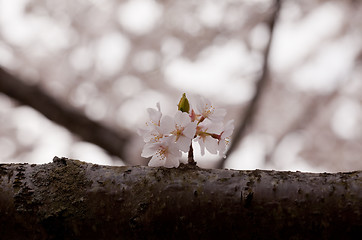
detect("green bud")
[178,93,190,113]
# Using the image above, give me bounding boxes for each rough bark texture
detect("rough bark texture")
[0,157,361,240]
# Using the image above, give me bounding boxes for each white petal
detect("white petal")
[160,115,174,133]
[165,143,181,168]
[196,137,206,156]
[141,143,158,157]
[164,135,176,144]
[194,96,206,115]
[174,111,191,127]
[164,155,180,168]
[209,108,226,122]
[176,136,192,152]
[204,120,223,134]
[205,137,218,154]
[222,120,234,138]
[218,139,227,155]
[148,155,165,167]
[143,129,158,142]
[147,108,162,123]
[183,122,197,138]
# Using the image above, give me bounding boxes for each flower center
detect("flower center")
[203,104,215,117]
[151,132,163,142]
[156,146,167,160]
[172,124,185,141]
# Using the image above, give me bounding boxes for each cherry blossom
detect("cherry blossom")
[141,137,181,168]
[194,120,222,156]
[193,95,226,123]
[137,102,162,138]
[146,102,162,128]
[139,93,234,168]
[170,111,197,152]
[217,120,235,155]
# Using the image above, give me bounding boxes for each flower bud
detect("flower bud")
[178,93,190,113]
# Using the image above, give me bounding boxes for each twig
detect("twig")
[188,143,196,165]
[217,0,281,169]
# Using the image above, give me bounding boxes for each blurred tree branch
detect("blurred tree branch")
[264,84,343,166]
[218,0,281,168]
[0,67,131,163]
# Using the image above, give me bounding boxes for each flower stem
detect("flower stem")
[188,143,196,165]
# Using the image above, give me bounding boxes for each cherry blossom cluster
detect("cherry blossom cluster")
[138,94,234,168]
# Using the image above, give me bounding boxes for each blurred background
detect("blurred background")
[0,0,361,172]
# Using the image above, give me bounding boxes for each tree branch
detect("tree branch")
[218,0,281,168]
[0,67,131,163]
[0,157,361,239]
[265,87,341,165]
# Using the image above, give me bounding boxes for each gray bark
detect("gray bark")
[0,157,361,239]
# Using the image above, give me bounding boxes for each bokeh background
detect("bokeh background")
[0,0,361,172]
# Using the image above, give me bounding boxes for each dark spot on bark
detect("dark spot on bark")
[7,169,13,183]
[244,192,253,208]
[41,214,67,240]
[0,165,8,175]
[129,216,141,229]
[247,180,254,187]
[13,166,26,192]
[16,165,26,172]
[194,190,198,197]
[53,156,68,166]
[251,169,262,182]
[218,178,229,182]
[138,202,149,214]
[142,177,149,185]
[91,164,99,171]
[14,185,38,213]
